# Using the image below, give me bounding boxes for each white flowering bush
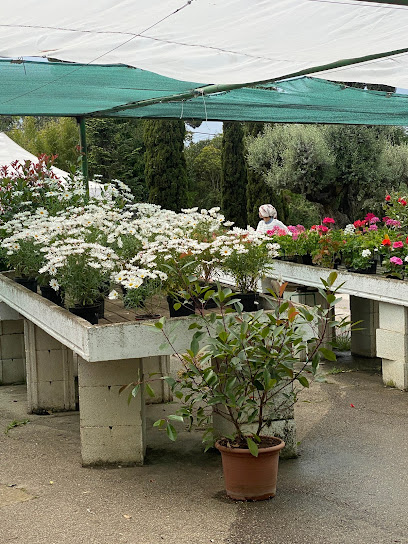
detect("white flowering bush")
[40,240,119,307]
[216,228,280,293]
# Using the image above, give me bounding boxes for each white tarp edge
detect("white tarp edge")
[1,0,408,88]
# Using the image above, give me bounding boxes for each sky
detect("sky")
[190,121,223,143]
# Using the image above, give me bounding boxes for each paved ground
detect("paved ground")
[1,349,408,544]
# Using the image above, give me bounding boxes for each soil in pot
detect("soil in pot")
[167,296,196,317]
[40,285,64,306]
[69,304,100,325]
[215,436,285,501]
[14,277,38,293]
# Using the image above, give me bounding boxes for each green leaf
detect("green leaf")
[145,384,155,398]
[175,391,183,399]
[191,335,199,356]
[319,347,337,362]
[246,437,259,457]
[327,271,338,287]
[166,423,177,441]
[173,302,181,311]
[153,419,166,427]
[131,384,140,398]
[297,375,309,388]
[168,415,184,423]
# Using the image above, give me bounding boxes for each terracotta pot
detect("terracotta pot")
[215,437,285,501]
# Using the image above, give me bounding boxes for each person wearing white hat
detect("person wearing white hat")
[256,204,289,234]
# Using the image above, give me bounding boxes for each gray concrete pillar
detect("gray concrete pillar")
[350,296,379,357]
[376,302,408,390]
[142,355,172,404]
[78,356,146,466]
[24,320,75,413]
[0,318,25,384]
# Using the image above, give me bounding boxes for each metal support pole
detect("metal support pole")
[77,116,89,199]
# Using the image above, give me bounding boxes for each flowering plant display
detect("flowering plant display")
[219,228,279,293]
[0,155,86,222]
[40,240,119,307]
[383,191,408,229]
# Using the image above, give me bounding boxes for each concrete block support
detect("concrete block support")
[78,356,145,466]
[142,355,172,404]
[376,303,408,390]
[0,319,25,384]
[350,296,379,357]
[24,320,75,412]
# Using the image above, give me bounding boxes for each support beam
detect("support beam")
[76,116,89,199]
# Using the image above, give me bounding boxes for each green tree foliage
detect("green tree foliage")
[247,123,408,225]
[86,118,146,200]
[143,119,188,211]
[8,117,79,172]
[185,135,222,209]
[221,122,247,228]
[244,122,288,228]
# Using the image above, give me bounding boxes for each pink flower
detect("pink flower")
[393,241,404,249]
[322,217,335,225]
[386,218,401,228]
[368,224,378,231]
[390,257,403,265]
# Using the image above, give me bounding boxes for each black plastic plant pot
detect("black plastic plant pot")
[14,277,38,293]
[40,285,64,306]
[347,261,377,275]
[69,304,100,325]
[167,296,196,318]
[233,292,259,312]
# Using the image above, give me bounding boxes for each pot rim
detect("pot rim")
[215,437,285,455]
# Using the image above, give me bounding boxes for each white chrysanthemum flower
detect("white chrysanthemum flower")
[108,289,119,300]
[49,278,59,291]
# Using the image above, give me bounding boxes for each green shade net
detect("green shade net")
[1,59,408,125]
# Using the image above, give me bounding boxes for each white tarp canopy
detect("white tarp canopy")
[1,1,408,89]
[0,132,102,197]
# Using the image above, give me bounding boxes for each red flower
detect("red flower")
[322,217,335,225]
[353,220,366,228]
[385,195,391,202]
[382,238,391,246]
[401,200,407,207]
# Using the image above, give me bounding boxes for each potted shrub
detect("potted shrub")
[122,272,342,500]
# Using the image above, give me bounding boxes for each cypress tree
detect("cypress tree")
[245,122,288,228]
[143,120,188,211]
[221,122,247,228]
